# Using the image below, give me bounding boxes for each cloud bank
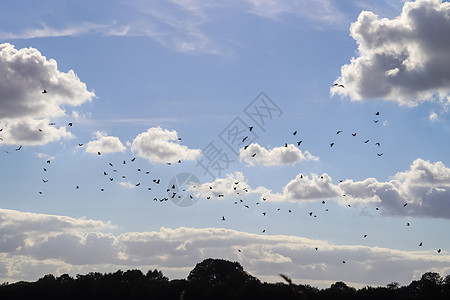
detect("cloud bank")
[85,131,126,154]
[0,208,448,287]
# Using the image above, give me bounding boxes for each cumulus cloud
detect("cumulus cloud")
[0,209,449,287]
[0,43,95,145]
[195,158,450,218]
[131,127,202,164]
[239,143,319,166]
[85,131,126,154]
[333,0,450,106]
[189,171,274,200]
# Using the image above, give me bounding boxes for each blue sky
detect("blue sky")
[1,0,450,288]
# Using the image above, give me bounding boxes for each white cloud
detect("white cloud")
[117,181,137,189]
[333,0,450,106]
[195,158,450,218]
[131,127,201,164]
[0,209,449,287]
[189,171,273,200]
[85,131,126,154]
[429,112,438,121]
[240,143,319,166]
[0,43,95,145]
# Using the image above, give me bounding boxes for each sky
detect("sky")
[1,0,450,289]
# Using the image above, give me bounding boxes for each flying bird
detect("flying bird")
[330,143,334,147]
[249,126,253,131]
[374,120,379,123]
[293,130,297,135]
[68,123,73,127]
[97,152,101,155]
[438,249,441,253]
[336,130,343,134]
[297,141,302,146]
[375,142,380,146]
[222,216,225,221]
[352,133,357,136]
[375,112,380,115]
[364,140,369,143]
[377,153,383,156]
[15,145,22,151]
[419,242,423,246]
[42,90,47,94]
[131,157,136,162]
[242,136,248,143]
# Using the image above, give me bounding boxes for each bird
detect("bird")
[131,157,136,162]
[109,178,113,181]
[438,249,442,253]
[374,120,379,123]
[76,186,79,189]
[251,153,256,157]
[42,179,48,183]
[49,122,55,125]
[336,130,343,134]
[297,141,302,146]
[109,163,113,166]
[364,140,369,143]
[244,145,249,150]
[47,160,51,164]
[284,143,288,147]
[364,234,367,238]
[78,143,84,146]
[238,249,241,252]
[43,168,47,171]
[42,89,47,94]
[330,143,334,147]
[263,212,266,216]
[377,153,383,156]
[249,126,253,131]
[375,112,380,115]
[222,216,225,221]
[407,222,410,226]
[15,145,22,151]
[343,260,346,264]
[68,123,73,127]
[315,247,318,251]
[135,183,140,187]
[242,136,248,143]
[375,142,380,146]
[419,242,423,246]
[97,152,101,155]
[293,130,297,135]
[403,203,408,207]
[352,133,357,136]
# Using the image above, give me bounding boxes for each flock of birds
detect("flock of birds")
[0,88,443,266]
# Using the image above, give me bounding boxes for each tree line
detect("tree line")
[1,258,449,299]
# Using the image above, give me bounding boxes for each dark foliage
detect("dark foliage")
[1,259,449,300]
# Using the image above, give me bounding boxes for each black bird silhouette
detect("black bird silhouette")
[407,222,410,226]
[364,234,367,238]
[377,153,383,156]
[251,153,256,157]
[97,152,101,155]
[42,90,47,94]
[222,216,225,221]
[49,122,55,125]
[352,133,357,136]
[242,136,248,143]
[109,163,113,166]
[293,130,297,135]
[249,126,253,131]
[375,112,380,115]
[330,143,334,147]
[131,157,136,162]
[244,145,249,150]
[297,141,302,146]
[438,249,441,253]
[78,143,84,146]
[43,168,47,171]
[15,145,22,151]
[284,143,288,147]
[375,142,380,146]
[42,179,48,183]
[47,160,51,164]
[364,140,369,143]
[419,242,423,246]
[374,120,379,123]
[403,203,408,207]
[68,123,73,127]
[336,130,343,134]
